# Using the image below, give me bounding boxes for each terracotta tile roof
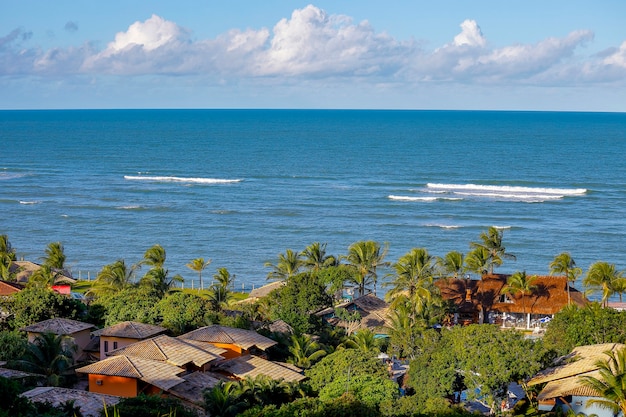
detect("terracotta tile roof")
[76,354,186,391]
[529,343,626,401]
[21,387,121,417]
[168,371,229,404]
[99,321,168,339]
[437,274,588,316]
[20,317,95,335]
[179,325,277,350]
[0,280,24,295]
[179,338,229,356]
[108,335,222,367]
[215,355,306,382]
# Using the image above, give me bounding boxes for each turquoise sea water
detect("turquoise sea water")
[1,110,625,292]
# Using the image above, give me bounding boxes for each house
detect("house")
[316,293,392,336]
[10,260,76,285]
[214,354,306,383]
[0,280,24,296]
[76,354,187,397]
[241,281,286,303]
[21,387,121,417]
[106,334,225,372]
[95,321,168,359]
[20,317,95,360]
[436,274,588,327]
[178,325,277,359]
[527,343,625,416]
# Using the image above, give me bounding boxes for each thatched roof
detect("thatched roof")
[76,355,186,391]
[215,355,306,382]
[10,261,75,284]
[437,274,588,316]
[179,325,277,351]
[21,317,94,335]
[528,343,626,401]
[97,321,167,339]
[21,387,121,417]
[107,335,223,367]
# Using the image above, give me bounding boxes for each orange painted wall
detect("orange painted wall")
[88,374,138,397]
[212,342,247,359]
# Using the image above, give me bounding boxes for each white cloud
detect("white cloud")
[0,6,624,88]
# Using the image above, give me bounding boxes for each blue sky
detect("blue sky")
[2,1,625,111]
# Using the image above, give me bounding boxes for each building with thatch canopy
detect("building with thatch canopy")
[436,274,588,328]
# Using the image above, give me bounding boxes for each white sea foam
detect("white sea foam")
[388,195,462,202]
[118,205,142,210]
[19,200,41,205]
[124,175,242,184]
[425,224,461,229]
[425,183,586,202]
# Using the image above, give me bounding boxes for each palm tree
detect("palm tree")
[140,244,166,269]
[186,257,211,290]
[344,240,390,297]
[470,226,516,274]
[501,271,538,328]
[440,250,465,279]
[17,332,76,386]
[579,348,626,416]
[203,381,247,417]
[29,264,60,287]
[139,267,183,299]
[384,247,439,316]
[342,328,379,354]
[584,262,626,306]
[549,252,583,305]
[42,241,66,270]
[0,235,16,280]
[264,249,303,281]
[88,259,137,298]
[386,302,427,360]
[464,247,491,276]
[209,267,235,310]
[287,334,327,369]
[301,242,336,272]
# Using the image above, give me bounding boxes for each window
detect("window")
[104,341,109,352]
[113,341,118,350]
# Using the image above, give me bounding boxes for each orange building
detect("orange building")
[178,325,277,359]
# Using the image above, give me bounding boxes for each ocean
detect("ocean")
[1,109,625,294]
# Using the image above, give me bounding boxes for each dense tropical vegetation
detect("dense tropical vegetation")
[2,229,626,417]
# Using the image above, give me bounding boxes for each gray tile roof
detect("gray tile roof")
[168,371,229,404]
[20,317,95,335]
[99,321,167,339]
[179,325,277,350]
[21,387,121,417]
[107,335,222,367]
[215,355,306,382]
[76,354,186,391]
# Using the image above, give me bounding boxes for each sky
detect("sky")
[1,1,625,111]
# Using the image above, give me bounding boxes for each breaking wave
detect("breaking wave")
[124,175,242,184]
[19,200,41,205]
[425,183,587,202]
[388,195,462,202]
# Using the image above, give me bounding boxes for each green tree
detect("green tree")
[584,262,626,306]
[0,331,28,361]
[154,292,212,335]
[265,249,303,281]
[501,271,538,328]
[440,250,465,279]
[301,242,337,272]
[345,240,389,297]
[139,244,166,269]
[384,247,440,318]
[550,252,583,305]
[17,332,76,386]
[470,226,516,274]
[288,334,327,369]
[268,272,332,334]
[42,241,66,270]
[579,348,626,417]
[0,234,17,281]
[203,381,248,417]
[543,303,626,356]
[88,259,137,299]
[0,376,37,417]
[185,257,211,291]
[101,287,160,326]
[6,286,85,330]
[29,264,61,287]
[107,394,196,417]
[341,329,379,354]
[138,267,183,299]
[209,267,235,310]
[464,247,491,276]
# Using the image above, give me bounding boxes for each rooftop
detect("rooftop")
[97,321,168,339]
[215,355,306,382]
[20,317,95,335]
[179,325,277,350]
[21,387,121,417]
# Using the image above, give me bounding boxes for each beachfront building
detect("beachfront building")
[95,321,168,360]
[527,343,624,416]
[178,324,277,359]
[21,317,95,361]
[437,274,588,328]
